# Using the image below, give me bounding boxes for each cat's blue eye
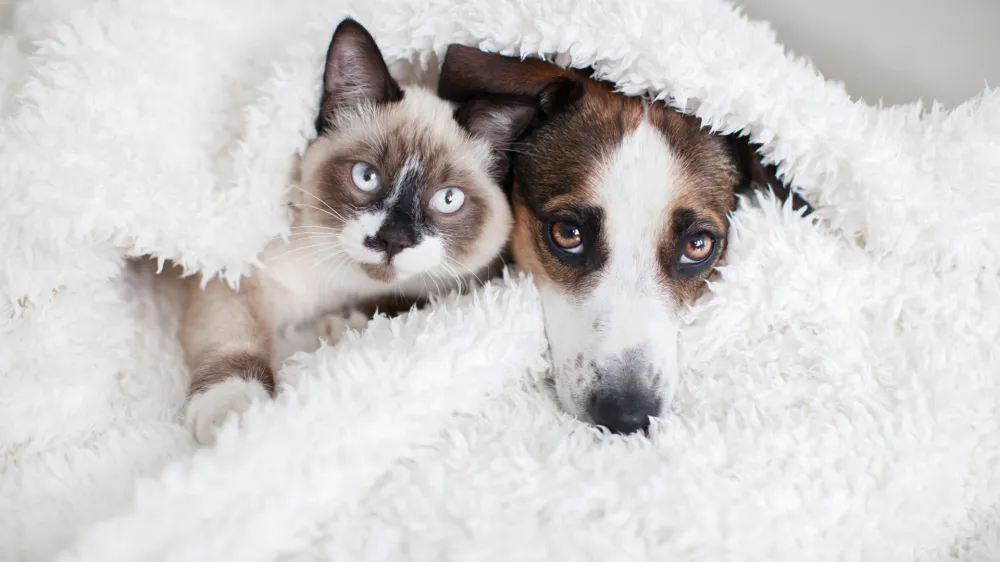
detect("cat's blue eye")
[351,162,381,193]
[429,187,465,214]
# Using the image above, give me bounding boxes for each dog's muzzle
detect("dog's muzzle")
[586,347,662,434]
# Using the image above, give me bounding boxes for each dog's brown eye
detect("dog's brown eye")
[680,233,714,264]
[551,221,583,254]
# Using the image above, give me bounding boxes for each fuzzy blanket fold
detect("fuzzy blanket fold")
[2,0,999,560]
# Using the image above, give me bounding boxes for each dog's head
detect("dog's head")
[440,46,810,434]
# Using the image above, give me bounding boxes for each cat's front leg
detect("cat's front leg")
[311,295,426,345]
[315,307,370,344]
[180,276,275,445]
[269,307,371,372]
[184,356,272,445]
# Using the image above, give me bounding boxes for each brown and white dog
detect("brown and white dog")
[439,45,810,434]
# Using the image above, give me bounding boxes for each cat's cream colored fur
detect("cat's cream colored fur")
[178,20,517,445]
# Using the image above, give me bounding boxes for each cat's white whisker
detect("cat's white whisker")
[436,269,457,295]
[275,230,341,244]
[267,239,342,266]
[445,255,482,289]
[280,250,338,277]
[284,230,344,241]
[426,271,443,296]
[319,255,354,295]
[291,202,351,224]
[438,262,464,293]
[288,225,341,232]
[298,246,347,270]
[307,245,349,277]
[266,226,340,243]
[280,234,345,245]
[287,184,345,221]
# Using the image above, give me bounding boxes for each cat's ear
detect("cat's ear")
[316,18,402,133]
[454,95,540,180]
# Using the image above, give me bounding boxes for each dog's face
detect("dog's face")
[510,92,739,433]
[440,46,807,434]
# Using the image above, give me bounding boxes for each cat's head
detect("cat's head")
[295,19,535,285]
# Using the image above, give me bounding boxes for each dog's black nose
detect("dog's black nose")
[587,386,661,435]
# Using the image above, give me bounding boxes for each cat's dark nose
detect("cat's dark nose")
[366,216,417,260]
[587,382,661,435]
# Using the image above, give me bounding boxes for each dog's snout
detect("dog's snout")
[587,385,660,434]
[584,347,662,434]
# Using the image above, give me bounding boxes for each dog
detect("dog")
[439,45,811,434]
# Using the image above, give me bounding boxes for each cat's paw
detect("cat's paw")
[184,377,270,446]
[316,308,370,344]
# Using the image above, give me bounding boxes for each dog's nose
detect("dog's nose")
[587,385,661,435]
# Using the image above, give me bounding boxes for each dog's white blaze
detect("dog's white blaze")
[595,120,682,395]
[546,119,683,417]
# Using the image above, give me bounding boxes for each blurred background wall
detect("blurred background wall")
[736,0,999,108]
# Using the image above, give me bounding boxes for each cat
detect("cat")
[179,18,537,445]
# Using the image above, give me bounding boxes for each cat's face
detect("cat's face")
[294,19,535,285]
[298,88,509,284]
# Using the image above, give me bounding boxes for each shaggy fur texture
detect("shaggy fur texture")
[1,0,999,560]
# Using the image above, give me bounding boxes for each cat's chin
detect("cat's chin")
[360,263,399,284]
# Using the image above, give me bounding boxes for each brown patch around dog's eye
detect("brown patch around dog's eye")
[510,204,552,284]
[550,221,583,252]
[510,202,600,296]
[642,99,743,307]
[681,233,713,263]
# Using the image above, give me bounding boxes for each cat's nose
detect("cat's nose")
[367,223,417,261]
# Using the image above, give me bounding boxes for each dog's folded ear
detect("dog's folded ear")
[438,45,585,117]
[454,94,540,150]
[730,135,813,216]
[453,94,542,180]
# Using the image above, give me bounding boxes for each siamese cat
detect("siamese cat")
[180,18,536,444]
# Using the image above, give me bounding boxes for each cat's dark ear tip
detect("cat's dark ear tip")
[330,17,377,45]
[333,16,363,33]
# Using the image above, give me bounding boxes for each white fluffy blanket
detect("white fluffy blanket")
[2,0,1000,560]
